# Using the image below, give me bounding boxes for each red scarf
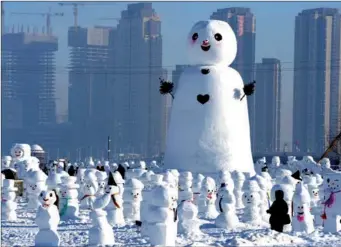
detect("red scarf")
[111,194,121,208]
[80,195,94,201]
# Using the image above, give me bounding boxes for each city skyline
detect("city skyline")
[2,1,341,156]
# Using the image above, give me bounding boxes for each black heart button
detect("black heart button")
[201,69,210,75]
[197,94,210,104]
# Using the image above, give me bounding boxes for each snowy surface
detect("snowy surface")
[2,197,341,247]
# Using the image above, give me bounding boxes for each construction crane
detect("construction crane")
[59,2,117,28]
[11,8,64,35]
[58,2,84,28]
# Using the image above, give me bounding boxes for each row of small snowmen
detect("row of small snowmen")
[2,143,341,246]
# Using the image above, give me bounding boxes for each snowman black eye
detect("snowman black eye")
[192,33,198,41]
[214,33,222,41]
[327,178,330,183]
[251,195,253,198]
[40,193,44,197]
[49,193,53,197]
[244,195,247,198]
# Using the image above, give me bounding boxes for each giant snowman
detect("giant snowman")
[163,20,255,174]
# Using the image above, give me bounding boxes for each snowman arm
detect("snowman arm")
[241,81,256,101]
[159,78,174,98]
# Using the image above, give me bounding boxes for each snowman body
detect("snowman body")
[164,20,254,174]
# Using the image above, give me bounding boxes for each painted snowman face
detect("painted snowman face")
[310,188,319,200]
[83,181,97,195]
[187,20,237,66]
[13,147,24,158]
[206,187,216,200]
[105,185,119,195]
[39,190,58,208]
[60,189,68,198]
[131,189,142,201]
[27,184,38,193]
[98,181,106,190]
[296,205,305,215]
[242,192,260,205]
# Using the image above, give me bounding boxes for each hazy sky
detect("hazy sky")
[4,1,341,148]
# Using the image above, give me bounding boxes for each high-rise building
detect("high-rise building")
[210,7,257,150]
[113,3,165,157]
[254,58,282,153]
[67,26,116,157]
[2,30,59,152]
[293,8,341,154]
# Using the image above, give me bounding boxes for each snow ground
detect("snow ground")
[2,198,341,247]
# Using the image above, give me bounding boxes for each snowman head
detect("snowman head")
[27,183,38,194]
[310,188,319,200]
[242,191,260,205]
[2,156,12,168]
[59,188,68,199]
[98,181,106,190]
[105,185,120,195]
[131,189,142,202]
[39,190,59,209]
[187,20,237,66]
[83,180,98,195]
[295,204,307,215]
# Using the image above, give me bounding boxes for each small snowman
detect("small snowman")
[58,176,80,220]
[216,171,234,197]
[292,182,314,234]
[76,168,86,200]
[192,173,205,206]
[232,171,246,209]
[216,171,236,209]
[1,156,12,171]
[35,190,60,247]
[88,185,119,247]
[147,184,178,246]
[201,177,219,219]
[95,171,108,197]
[1,179,18,221]
[46,163,63,191]
[250,175,271,222]
[215,185,239,229]
[106,172,126,226]
[178,171,193,201]
[10,143,32,179]
[177,190,202,238]
[80,171,98,210]
[57,162,69,177]
[26,169,48,210]
[322,172,341,233]
[241,180,265,226]
[123,178,145,223]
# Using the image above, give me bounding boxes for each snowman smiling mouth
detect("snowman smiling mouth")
[201,40,211,51]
